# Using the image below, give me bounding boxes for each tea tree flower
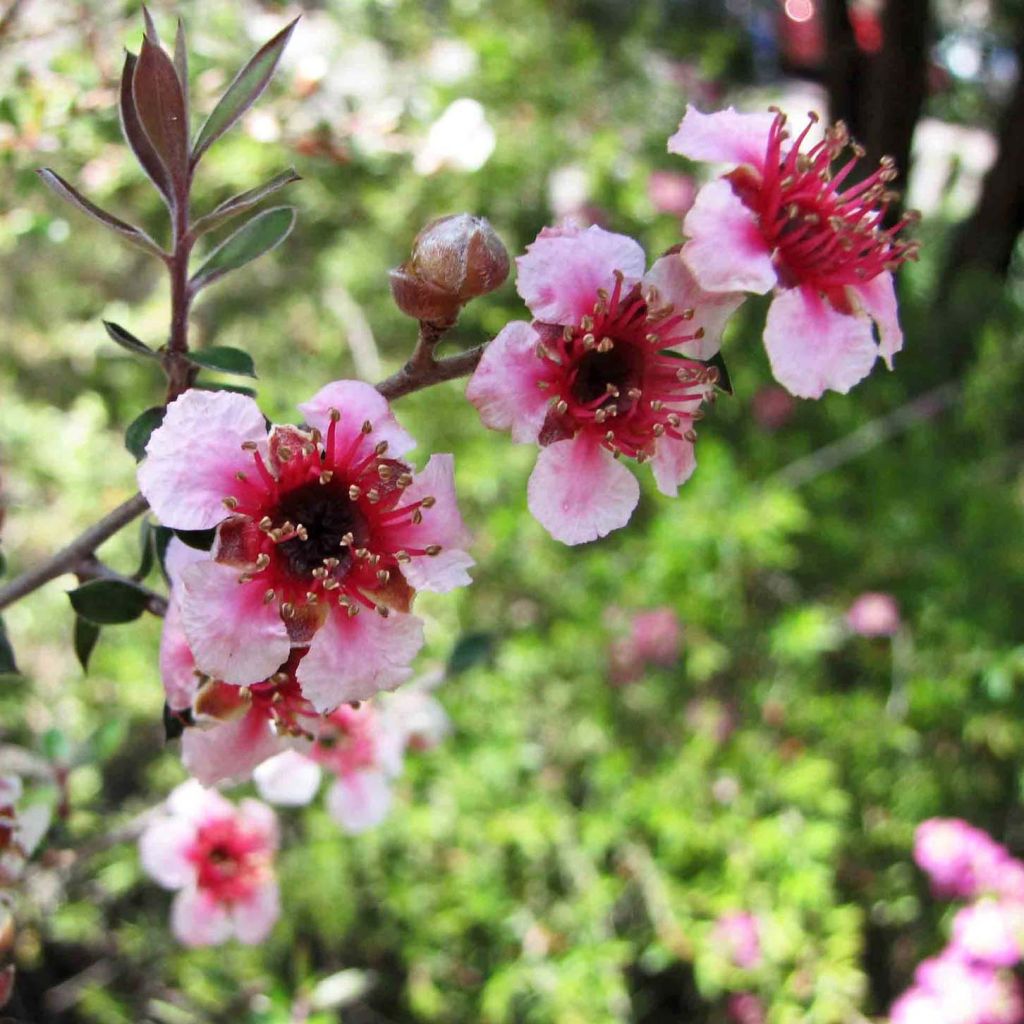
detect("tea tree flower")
[138,381,472,710]
[670,105,919,398]
[466,223,743,544]
[914,818,1010,900]
[139,781,279,947]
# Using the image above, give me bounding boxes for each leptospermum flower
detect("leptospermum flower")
[914,818,1010,900]
[139,381,473,711]
[139,781,279,947]
[466,223,743,544]
[669,106,919,398]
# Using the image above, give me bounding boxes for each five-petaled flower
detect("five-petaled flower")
[466,222,743,544]
[139,781,280,947]
[139,381,473,712]
[669,105,918,399]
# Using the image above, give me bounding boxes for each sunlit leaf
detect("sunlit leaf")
[189,206,295,292]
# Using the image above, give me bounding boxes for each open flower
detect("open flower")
[914,818,1010,900]
[466,223,743,544]
[0,775,50,886]
[139,381,472,710]
[669,105,918,398]
[139,781,279,947]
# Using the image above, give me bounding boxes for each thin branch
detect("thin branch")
[377,342,484,402]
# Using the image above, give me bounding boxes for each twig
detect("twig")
[0,347,485,613]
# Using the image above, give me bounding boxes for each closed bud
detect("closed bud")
[389,213,509,325]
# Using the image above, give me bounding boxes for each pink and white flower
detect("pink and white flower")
[139,781,279,947]
[138,381,473,710]
[846,591,901,638]
[669,105,918,398]
[466,223,743,544]
[713,911,762,970]
[952,900,1024,968]
[914,819,1009,900]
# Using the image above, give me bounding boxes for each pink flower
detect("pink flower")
[609,607,684,685]
[648,170,697,217]
[378,669,451,751]
[846,592,901,637]
[138,382,473,710]
[905,949,1024,1024]
[750,385,796,432]
[669,105,918,398]
[915,819,1012,901]
[255,701,405,834]
[713,911,762,969]
[726,993,765,1024]
[139,781,279,947]
[466,223,744,544]
[952,900,1024,968]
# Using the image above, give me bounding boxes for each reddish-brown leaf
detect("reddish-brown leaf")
[133,35,189,202]
[119,52,173,204]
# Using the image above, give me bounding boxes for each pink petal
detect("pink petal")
[516,224,646,325]
[851,272,903,368]
[389,454,474,593]
[138,817,196,889]
[643,252,745,359]
[179,560,291,686]
[253,750,322,806]
[526,435,640,545]
[667,105,777,169]
[159,599,200,711]
[298,379,416,460]
[231,879,280,945]
[166,778,234,823]
[238,798,279,851]
[171,885,233,947]
[682,180,776,295]
[296,609,424,713]
[181,709,282,787]
[326,771,393,833]
[164,538,208,592]
[650,436,697,497]
[764,287,879,399]
[138,389,267,531]
[465,321,551,443]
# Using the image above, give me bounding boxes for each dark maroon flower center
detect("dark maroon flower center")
[275,481,368,579]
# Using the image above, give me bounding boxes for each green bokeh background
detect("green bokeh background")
[1,1,1023,1021]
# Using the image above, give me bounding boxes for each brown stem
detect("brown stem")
[0,346,485,613]
[162,192,196,402]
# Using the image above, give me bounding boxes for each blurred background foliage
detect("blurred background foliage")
[1,0,1024,1021]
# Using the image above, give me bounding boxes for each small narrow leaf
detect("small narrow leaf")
[191,168,301,237]
[103,320,159,359]
[68,579,151,625]
[142,6,161,45]
[125,406,167,461]
[0,618,18,677]
[188,346,256,378]
[135,519,156,581]
[447,632,495,676]
[153,525,174,582]
[73,617,101,673]
[133,34,189,200]
[190,206,295,292]
[119,52,174,203]
[173,527,215,551]
[174,18,189,115]
[36,169,165,257]
[191,17,299,164]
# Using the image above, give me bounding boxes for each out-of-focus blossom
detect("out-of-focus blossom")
[914,819,1009,901]
[414,98,495,175]
[713,911,762,969]
[685,698,736,744]
[648,170,697,218]
[0,776,49,885]
[727,992,766,1024]
[609,607,683,685]
[952,900,1024,968]
[378,670,451,751]
[907,950,1024,1024]
[548,165,591,220]
[670,105,918,398]
[751,385,796,432]
[467,223,743,544]
[846,592,901,637]
[425,39,478,84]
[139,782,279,947]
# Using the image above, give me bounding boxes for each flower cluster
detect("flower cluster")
[890,819,1024,1024]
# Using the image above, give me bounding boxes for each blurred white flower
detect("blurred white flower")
[548,165,590,219]
[414,98,495,175]
[425,39,478,84]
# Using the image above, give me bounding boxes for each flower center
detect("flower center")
[275,482,368,579]
[570,348,641,410]
[733,110,919,296]
[191,818,265,902]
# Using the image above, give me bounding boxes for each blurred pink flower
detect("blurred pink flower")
[952,900,1024,968]
[846,592,901,637]
[648,170,696,217]
[914,819,1010,901]
[750,385,796,432]
[726,992,766,1024]
[139,781,279,947]
[910,949,1023,1024]
[0,775,50,885]
[714,911,762,969]
[609,607,683,685]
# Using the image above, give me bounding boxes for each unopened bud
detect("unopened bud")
[389,213,509,325]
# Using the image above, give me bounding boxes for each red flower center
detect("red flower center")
[190,817,268,903]
[312,704,378,775]
[534,273,715,460]
[730,110,919,299]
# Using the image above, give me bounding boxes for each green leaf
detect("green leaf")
[103,320,159,360]
[67,579,152,625]
[172,527,215,551]
[153,525,174,582]
[188,346,256,378]
[190,207,296,292]
[191,168,301,237]
[41,727,70,763]
[135,519,156,581]
[0,618,18,676]
[194,382,257,398]
[0,549,6,578]
[191,17,299,164]
[447,632,495,676]
[125,406,166,462]
[36,169,165,257]
[73,616,101,673]
[706,351,733,395]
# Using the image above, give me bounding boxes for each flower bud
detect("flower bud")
[389,213,509,325]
